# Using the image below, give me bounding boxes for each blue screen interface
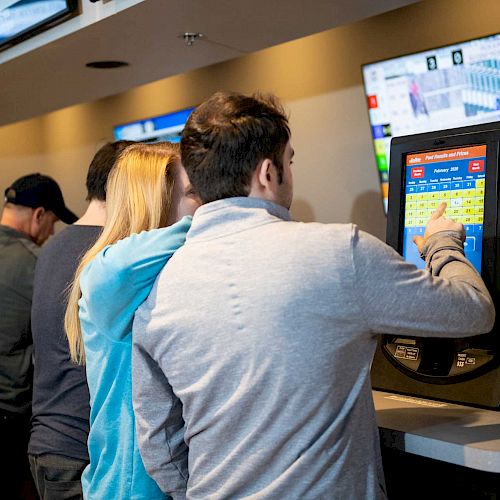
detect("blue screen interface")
[114,107,195,143]
[403,145,486,272]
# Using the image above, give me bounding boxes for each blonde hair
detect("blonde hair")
[65,142,180,364]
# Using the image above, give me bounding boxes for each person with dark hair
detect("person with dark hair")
[180,92,291,203]
[0,173,77,499]
[85,141,131,202]
[130,90,494,499]
[28,141,133,500]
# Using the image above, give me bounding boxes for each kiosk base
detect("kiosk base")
[372,342,500,409]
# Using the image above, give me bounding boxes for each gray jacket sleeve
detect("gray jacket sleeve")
[352,227,495,337]
[132,312,188,499]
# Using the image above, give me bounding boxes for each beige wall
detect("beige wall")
[1,0,499,239]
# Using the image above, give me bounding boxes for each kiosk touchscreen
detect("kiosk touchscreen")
[403,145,486,273]
[371,121,500,409]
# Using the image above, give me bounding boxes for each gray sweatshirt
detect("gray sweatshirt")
[132,197,494,500]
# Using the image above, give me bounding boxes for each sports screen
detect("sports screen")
[114,107,195,143]
[403,145,486,272]
[0,0,77,51]
[362,33,500,211]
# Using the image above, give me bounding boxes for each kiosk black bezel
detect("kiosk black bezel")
[384,122,500,384]
[388,123,499,292]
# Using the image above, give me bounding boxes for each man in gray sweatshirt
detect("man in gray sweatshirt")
[132,91,495,499]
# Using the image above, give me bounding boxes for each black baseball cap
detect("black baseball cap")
[4,173,78,224]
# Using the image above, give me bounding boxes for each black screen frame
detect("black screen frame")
[380,122,500,386]
[387,122,500,291]
[0,0,79,53]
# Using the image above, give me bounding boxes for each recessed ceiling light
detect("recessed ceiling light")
[85,61,129,69]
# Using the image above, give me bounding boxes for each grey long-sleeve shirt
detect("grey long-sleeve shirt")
[132,197,494,500]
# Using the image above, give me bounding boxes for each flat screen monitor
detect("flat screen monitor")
[387,121,500,298]
[0,0,78,52]
[362,32,500,211]
[113,107,195,143]
[402,145,486,272]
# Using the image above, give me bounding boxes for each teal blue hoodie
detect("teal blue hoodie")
[78,217,191,500]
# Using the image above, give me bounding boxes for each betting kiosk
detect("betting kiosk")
[371,121,500,409]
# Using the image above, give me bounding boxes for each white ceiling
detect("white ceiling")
[0,0,418,127]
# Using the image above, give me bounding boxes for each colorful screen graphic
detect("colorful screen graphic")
[403,145,486,272]
[114,107,195,143]
[362,33,500,211]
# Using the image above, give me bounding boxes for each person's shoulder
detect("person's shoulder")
[39,226,71,254]
[282,220,356,244]
[0,232,38,282]
[17,237,39,258]
[0,230,40,260]
[40,225,101,257]
[50,224,101,245]
[282,219,355,232]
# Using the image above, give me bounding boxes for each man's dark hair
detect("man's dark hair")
[181,91,290,203]
[86,141,135,201]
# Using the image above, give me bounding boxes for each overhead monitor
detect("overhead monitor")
[0,0,78,52]
[113,107,195,143]
[362,32,500,211]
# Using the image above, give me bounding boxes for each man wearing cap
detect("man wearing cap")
[0,173,76,498]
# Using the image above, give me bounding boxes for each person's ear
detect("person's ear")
[32,206,46,224]
[30,207,46,233]
[256,158,274,188]
[26,206,45,242]
[249,158,277,200]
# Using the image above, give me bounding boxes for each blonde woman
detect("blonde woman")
[65,142,200,500]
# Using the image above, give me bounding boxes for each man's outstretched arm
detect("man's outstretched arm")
[352,203,495,337]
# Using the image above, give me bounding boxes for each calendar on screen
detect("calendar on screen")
[402,145,486,272]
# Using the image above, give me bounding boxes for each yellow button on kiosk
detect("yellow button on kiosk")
[371,121,500,409]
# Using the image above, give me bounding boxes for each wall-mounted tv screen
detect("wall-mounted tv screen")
[0,0,78,52]
[362,33,500,212]
[113,107,195,143]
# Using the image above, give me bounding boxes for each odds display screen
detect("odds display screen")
[402,145,486,272]
[114,107,194,143]
[362,33,500,212]
[0,0,77,52]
